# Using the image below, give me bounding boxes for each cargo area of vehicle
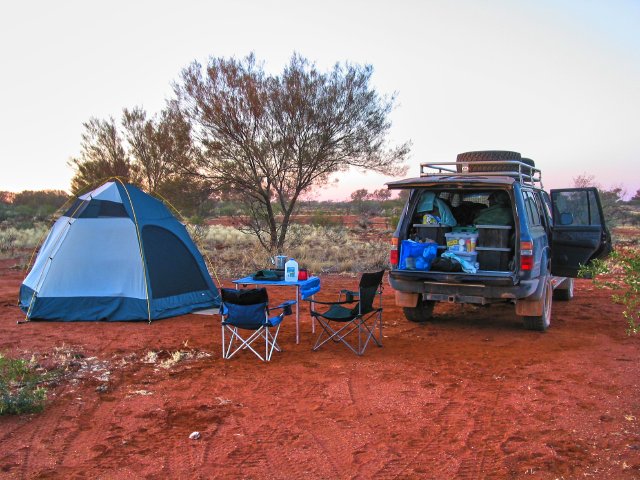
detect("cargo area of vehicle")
[397,187,518,275]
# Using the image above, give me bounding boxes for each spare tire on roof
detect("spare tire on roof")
[519,157,536,176]
[456,150,522,173]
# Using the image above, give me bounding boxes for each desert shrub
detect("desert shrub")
[308,210,342,227]
[283,224,388,274]
[580,247,640,335]
[0,353,48,415]
[199,224,390,278]
[386,212,400,230]
[198,226,266,278]
[0,225,48,257]
[0,230,17,254]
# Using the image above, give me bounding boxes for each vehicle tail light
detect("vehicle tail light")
[390,237,399,267]
[520,241,534,271]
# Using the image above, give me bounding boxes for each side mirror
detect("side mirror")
[559,212,574,226]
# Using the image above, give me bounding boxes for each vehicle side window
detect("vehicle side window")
[540,191,553,223]
[523,191,542,226]
[553,190,601,226]
[531,193,546,226]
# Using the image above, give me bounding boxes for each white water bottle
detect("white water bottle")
[284,258,299,283]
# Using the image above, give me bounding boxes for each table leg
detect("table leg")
[296,285,300,344]
[311,295,315,334]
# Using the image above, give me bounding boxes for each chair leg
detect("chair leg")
[223,326,268,361]
[312,311,383,356]
[265,326,269,361]
[313,317,363,356]
[222,323,286,362]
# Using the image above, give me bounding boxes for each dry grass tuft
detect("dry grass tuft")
[199,224,390,278]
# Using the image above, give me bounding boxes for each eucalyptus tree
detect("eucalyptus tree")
[175,53,409,252]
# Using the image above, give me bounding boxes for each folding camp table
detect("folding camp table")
[231,276,320,344]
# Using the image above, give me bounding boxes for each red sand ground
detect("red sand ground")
[1,258,639,479]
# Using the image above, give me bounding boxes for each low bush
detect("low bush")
[0,353,48,415]
[199,224,389,278]
[0,224,48,257]
[580,247,640,335]
[308,210,342,227]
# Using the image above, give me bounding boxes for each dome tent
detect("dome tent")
[19,180,220,321]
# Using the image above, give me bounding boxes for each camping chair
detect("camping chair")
[308,270,384,356]
[220,288,296,361]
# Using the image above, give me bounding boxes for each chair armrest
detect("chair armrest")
[304,298,354,306]
[339,289,359,303]
[269,300,297,316]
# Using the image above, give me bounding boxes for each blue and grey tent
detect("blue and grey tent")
[19,180,220,321]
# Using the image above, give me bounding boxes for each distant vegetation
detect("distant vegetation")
[2,182,638,278]
[0,190,69,259]
[0,187,407,274]
[572,174,640,229]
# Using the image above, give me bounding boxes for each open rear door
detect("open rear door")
[550,188,611,277]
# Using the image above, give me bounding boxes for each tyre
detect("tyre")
[553,277,574,301]
[456,150,522,173]
[522,277,552,331]
[403,300,436,323]
[520,157,536,176]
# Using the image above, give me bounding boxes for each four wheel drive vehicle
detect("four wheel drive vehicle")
[386,150,612,331]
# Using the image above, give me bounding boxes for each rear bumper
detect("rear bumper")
[389,270,539,304]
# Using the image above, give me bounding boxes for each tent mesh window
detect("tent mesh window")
[141,225,208,298]
[65,199,129,218]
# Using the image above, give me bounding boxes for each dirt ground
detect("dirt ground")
[1,259,639,479]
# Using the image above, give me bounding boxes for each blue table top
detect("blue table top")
[232,276,321,300]
[232,275,319,287]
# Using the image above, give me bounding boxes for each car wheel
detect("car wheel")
[523,277,552,331]
[403,300,436,323]
[553,278,574,301]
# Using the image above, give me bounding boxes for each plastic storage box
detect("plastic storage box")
[445,232,479,253]
[454,251,478,266]
[414,224,451,246]
[476,247,511,271]
[476,225,512,248]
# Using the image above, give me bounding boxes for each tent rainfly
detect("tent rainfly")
[19,181,220,321]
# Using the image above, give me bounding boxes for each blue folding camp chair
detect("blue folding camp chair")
[308,270,385,356]
[220,288,296,361]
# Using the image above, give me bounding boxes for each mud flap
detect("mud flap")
[395,291,419,307]
[515,277,546,317]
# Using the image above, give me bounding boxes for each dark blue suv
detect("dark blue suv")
[387,150,611,331]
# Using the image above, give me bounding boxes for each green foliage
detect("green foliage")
[69,117,138,194]
[0,354,47,415]
[387,212,401,230]
[580,248,640,335]
[68,109,209,215]
[0,225,49,256]
[176,52,409,251]
[308,210,342,227]
[572,173,634,227]
[0,190,70,226]
[155,176,211,218]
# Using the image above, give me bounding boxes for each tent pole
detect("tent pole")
[114,179,152,323]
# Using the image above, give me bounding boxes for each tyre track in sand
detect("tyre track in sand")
[371,369,508,479]
[453,372,508,479]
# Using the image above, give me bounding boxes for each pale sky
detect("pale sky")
[1,0,639,200]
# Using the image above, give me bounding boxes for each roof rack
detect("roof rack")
[420,160,543,188]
